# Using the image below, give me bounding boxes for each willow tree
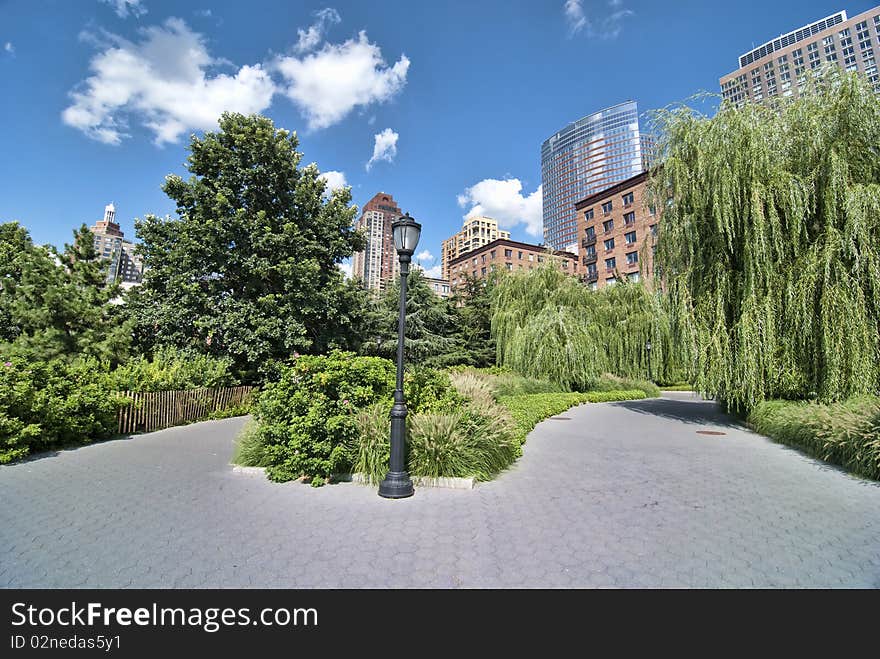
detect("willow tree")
[491,262,691,389]
[651,67,880,411]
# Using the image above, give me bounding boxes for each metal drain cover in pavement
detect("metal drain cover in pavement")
[696,430,726,436]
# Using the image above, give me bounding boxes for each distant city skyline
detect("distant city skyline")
[1,0,875,266]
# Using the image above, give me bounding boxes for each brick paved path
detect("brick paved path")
[2,392,878,588]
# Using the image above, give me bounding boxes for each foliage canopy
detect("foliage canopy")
[650,68,880,410]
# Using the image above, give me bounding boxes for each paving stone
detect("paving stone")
[1,398,879,587]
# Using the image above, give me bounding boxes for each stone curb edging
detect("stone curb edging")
[230,465,475,490]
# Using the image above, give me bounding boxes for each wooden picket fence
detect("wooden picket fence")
[116,385,256,435]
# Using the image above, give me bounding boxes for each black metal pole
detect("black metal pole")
[647,347,653,382]
[378,254,415,499]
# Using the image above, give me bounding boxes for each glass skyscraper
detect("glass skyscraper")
[541,101,653,250]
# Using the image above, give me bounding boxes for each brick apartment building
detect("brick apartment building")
[575,171,659,290]
[352,192,402,290]
[447,238,578,289]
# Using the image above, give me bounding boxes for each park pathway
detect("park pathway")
[2,392,878,588]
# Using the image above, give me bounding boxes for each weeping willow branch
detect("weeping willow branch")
[650,66,880,411]
[491,263,693,389]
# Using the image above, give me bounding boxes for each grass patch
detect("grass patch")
[660,383,695,391]
[497,390,645,444]
[585,374,660,398]
[748,396,880,480]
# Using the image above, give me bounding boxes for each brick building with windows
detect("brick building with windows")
[574,171,658,290]
[447,238,578,290]
[720,7,880,106]
[352,192,402,291]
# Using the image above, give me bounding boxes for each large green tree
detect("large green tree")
[491,263,691,390]
[127,113,367,380]
[0,222,129,362]
[651,67,880,410]
[450,272,497,367]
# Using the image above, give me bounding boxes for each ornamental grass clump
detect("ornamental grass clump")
[748,396,880,480]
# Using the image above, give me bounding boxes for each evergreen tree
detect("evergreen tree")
[126,113,367,380]
[0,222,128,362]
[450,273,497,367]
[363,269,464,367]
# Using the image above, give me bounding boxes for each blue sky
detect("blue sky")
[1,0,875,276]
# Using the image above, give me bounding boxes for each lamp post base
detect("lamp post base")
[378,471,414,499]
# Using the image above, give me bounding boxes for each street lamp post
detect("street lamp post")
[378,212,421,499]
[645,339,653,383]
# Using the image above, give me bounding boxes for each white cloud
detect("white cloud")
[295,8,341,54]
[276,31,409,131]
[458,178,543,237]
[319,170,348,193]
[414,262,442,279]
[416,249,433,262]
[366,128,398,170]
[101,0,147,19]
[3,42,13,54]
[564,1,634,39]
[62,18,275,145]
[339,259,353,279]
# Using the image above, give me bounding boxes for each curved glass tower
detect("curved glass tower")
[541,101,652,250]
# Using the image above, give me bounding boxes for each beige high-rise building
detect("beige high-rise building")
[440,216,510,280]
[720,7,880,106]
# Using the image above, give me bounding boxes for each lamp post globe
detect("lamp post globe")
[379,212,421,499]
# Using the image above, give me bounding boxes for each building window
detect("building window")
[481,267,487,276]
[490,250,496,259]
[504,249,512,258]
[625,231,637,244]
[584,208,594,220]
[602,201,613,215]
[603,219,614,233]
[562,261,568,268]
[537,255,545,263]
[650,224,658,237]
[622,192,634,206]
[627,272,640,282]
[624,211,636,226]
[585,245,596,258]
[605,257,616,270]
[605,277,616,286]
[604,238,615,251]
[505,262,512,271]
[481,254,486,263]
[528,254,534,262]
[518,251,523,260]
[626,251,638,265]
[585,226,595,240]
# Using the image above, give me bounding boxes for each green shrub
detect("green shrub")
[748,397,880,480]
[0,357,125,463]
[497,390,645,444]
[253,351,396,483]
[660,383,695,391]
[109,346,238,392]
